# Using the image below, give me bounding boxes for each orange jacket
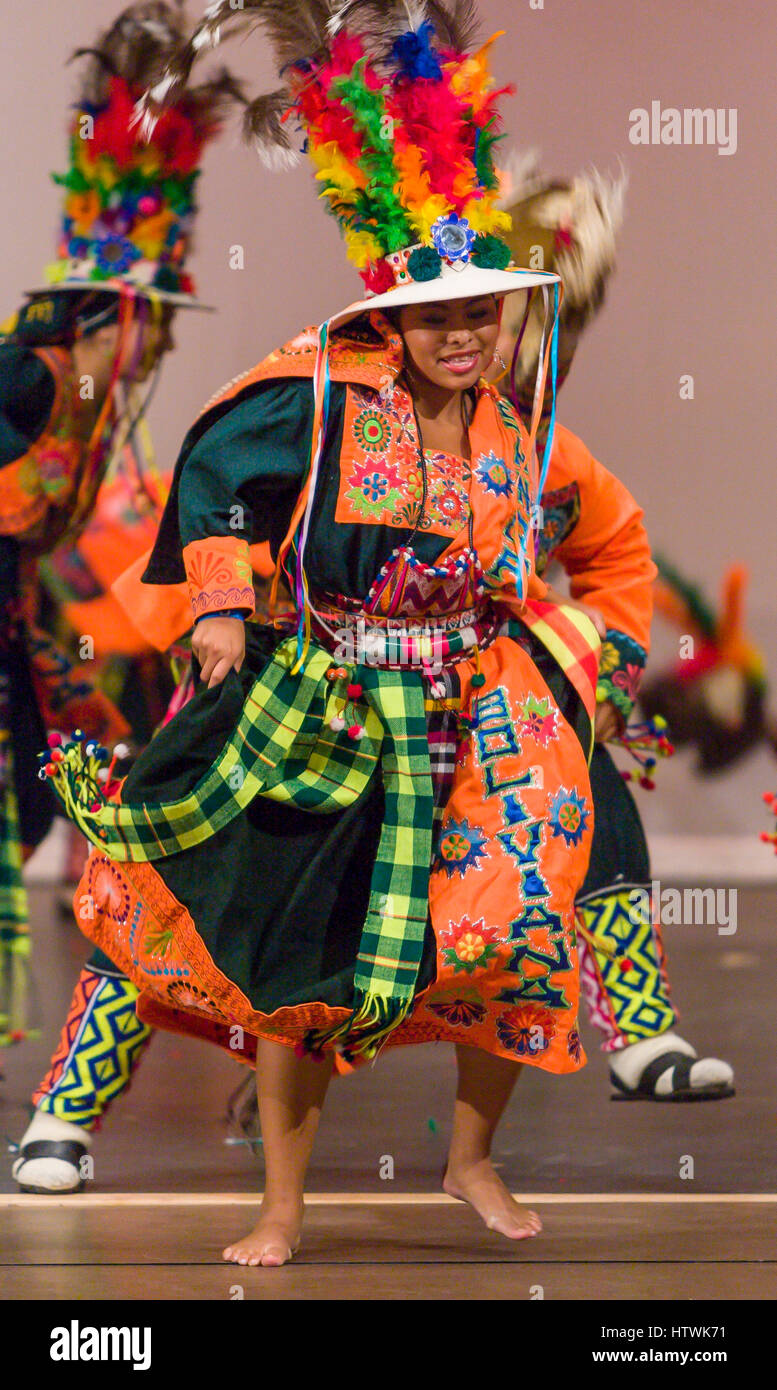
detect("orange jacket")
[533,422,656,718]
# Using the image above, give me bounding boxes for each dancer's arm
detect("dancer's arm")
[174,379,311,683]
[541,424,656,728]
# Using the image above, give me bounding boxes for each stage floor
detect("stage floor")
[1,883,775,1299]
[3,1195,776,1300]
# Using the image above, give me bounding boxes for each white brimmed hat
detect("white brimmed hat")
[327,260,561,330]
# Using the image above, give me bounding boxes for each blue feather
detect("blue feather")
[391,22,443,82]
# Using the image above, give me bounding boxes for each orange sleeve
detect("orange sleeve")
[543,424,656,718]
[182,535,255,621]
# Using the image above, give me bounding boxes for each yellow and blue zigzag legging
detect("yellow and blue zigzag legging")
[33,950,151,1129]
[577,888,675,1053]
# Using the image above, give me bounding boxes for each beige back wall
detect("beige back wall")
[2,1,775,832]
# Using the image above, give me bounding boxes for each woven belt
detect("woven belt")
[310,600,499,671]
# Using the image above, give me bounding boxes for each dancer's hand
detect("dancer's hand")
[595,700,621,743]
[192,616,246,688]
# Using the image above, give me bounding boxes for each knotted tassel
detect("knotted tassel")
[613,714,675,790]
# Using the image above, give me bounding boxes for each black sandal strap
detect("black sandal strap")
[18,1139,87,1168]
[637,1050,696,1095]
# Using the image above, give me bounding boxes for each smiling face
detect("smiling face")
[397,295,500,393]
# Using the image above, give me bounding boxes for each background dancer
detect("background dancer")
[5,0,239,1185]
[492,154,734,1101]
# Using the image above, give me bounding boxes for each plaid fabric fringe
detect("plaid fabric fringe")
[307,666,435,1059]
[49,640,382,859]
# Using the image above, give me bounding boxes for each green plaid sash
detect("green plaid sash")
[0,751,38,1046]
[308,666,434,1057]
[49,638,435,1057]
[57,641,382,860]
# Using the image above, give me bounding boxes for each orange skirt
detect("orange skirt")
[74,630,593,1077]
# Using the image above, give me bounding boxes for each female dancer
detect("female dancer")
[44,1,633,1263]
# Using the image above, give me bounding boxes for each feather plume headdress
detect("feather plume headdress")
[497,148,627,390]
[31,2,242,308]
[138,0,560,315]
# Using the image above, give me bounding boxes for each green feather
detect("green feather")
[329,62,413,253]
[474,119,504,192]
[655,554,717,637]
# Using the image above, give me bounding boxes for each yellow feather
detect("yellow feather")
[344,227,384,268]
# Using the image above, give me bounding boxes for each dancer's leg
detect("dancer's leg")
[443,1044,541,1240]
[580,746,734,1099]
[222,1037,334,1268]
[579,891,735,1099]
[13,952,152,1192]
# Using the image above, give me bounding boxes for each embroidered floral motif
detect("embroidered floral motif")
[567,1026,582,1061]
[475,450,512,497]
[495,1003,557,1055]
[143,925,175,959]
[343,457,404,518]
[596,629,648,720]
[89,859,131,924]
[436,816,488,876]
[352,408,391,454]
[547,787,590,847]
[166,979,222,1014]
[425,989,487,1027]
[516,694,559,747]
[336,383,473,538]
[34,443,79,500]
[535,481,581,576]
[439,914,505,974]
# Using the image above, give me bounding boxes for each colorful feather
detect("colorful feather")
[139,0,516,279]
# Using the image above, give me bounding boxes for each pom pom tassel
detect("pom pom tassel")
[761,791,777,854]
[37,732,128,844]
[612,714,675,791]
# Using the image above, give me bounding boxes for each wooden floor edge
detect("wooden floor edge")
[1,1192,776,1209]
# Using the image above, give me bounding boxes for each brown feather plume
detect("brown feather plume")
[70,2,243,137]
[142,0,483,160]
[326,1,480,58]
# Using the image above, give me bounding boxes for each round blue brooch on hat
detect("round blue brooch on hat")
[431,213,476,263]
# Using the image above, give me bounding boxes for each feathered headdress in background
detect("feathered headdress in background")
[31,1,242,308]
[496,149,626,412]
[641,558,776,775]
[138,0,560,319]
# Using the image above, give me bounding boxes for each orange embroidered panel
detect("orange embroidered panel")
[194,311,405,423]
[335,382,476,539]
[182,536,255,619]
[0,346,82,540]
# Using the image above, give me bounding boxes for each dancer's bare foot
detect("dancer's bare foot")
[222,1201,303,1267]
[443,1158,542,1239]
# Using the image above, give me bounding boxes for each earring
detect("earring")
[492,349,507,371]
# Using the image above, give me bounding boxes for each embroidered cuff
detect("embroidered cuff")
[596,628,647,721]
[182,536,255,621]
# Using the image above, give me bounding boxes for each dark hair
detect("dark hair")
[7,290,123,347]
